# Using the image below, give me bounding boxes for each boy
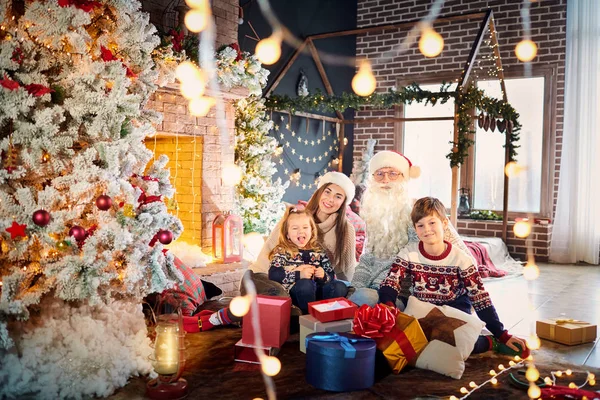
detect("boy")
[378,197,529,357]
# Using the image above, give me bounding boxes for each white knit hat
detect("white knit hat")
[368,150,421,180]
[318,171,356,206]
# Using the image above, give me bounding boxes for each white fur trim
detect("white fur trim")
[369,151,420,180]
[318,172,355,206]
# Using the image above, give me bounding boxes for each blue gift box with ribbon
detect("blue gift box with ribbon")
[305,332,376,392]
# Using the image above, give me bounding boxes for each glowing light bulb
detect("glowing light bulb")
[185,9,210,33]
[544,377,553,385]
[261,356,281,376]
[498,364,505,370]
[514,220,532,238]
[588,379,596,386]
[514,356,522,361]
[489,369,497,376]
[186,0,209,9]
[504,161,524,178]
[229,295,251,317]
[459,387,468,394]
[188,96,215,116]
[509,361,516,367]
[449,396,458,400]
[419,27,444,58]
[526,367,540,382]
[555,371,563,377]
[515,39,537,62]
[255,34,282,65]
[528,384,541,399]
[222,163,243,185]
[523,262,540,281]
[469,381,477,388]
[527,334,541,350]
[180,78,207,100]
[565,369,572,376]
[589,373,595,380]
[568,382,577,389]
[351,61,376,97]
[175,61,203,82]
[491,377,498,385]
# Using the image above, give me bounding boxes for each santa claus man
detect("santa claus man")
[349,150,471,307]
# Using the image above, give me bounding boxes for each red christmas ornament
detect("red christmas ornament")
[96,195,113,211]
[32,210,51,227]
[69,226,87,241]
[157,230,173,245]
[6,221,27,239]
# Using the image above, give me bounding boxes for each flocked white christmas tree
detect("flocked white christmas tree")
[0,0,184,397]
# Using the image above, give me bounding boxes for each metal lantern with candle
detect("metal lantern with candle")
[458,188,471,218]
[147,313,187,399]
[212,211,243,263]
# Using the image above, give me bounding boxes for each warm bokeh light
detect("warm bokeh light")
[459,387,468,394]
[175,61,204,83]
[419,27,444,58]
[544,377,553,385]
[504,161,525,178]
[188,96,215,116]
[351,61,376,97]
[568,382,577,389]
[498,364,505,370]
[527,334,541,350]
[565,369,572,376]
[222,163,243,185]
[469,381,477,388]
[491,378,498,385]
[255,34,282,65]
[449,396,458,400]
[185,9,210,33]
[261,356,281,376]
[528,384,541,399]
[523,261,540,280]
[556,371,563,377]
[186,0,209,9]
[514,220,532,238]
[229,295,251,317]
[515,39,538,62]
[526,367,540,382]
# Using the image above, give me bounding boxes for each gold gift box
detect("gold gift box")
[536,319,597,346]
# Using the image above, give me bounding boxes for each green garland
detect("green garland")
[264,83,521,168]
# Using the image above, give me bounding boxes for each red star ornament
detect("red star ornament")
[6,221,27,239]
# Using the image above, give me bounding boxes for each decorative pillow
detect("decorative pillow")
[404,296,485,379]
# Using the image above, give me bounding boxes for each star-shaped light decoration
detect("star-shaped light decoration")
[297,137,302,143]
[280,116,285,121]
[311,140,315,146]
[418,308,467,347]
[302,184,306,189]
[291,149,296,155]
[327,130,332,136]
[285,124,290,130]
[317,139,321,144]
[275,124,280,131]
[285,141,290,147]
[278,159,283,165]
[279,133,284,139]
[329,145,333,151]
[299,155,304,161]
[284,168,289,174]
[312,157,317,163]
[304,139,308,145]
[318,155,322,161]
[291,131,296,137]
[6,221,27,239]
[325,151,329,156]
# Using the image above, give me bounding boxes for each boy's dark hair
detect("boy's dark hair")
[411,197,447,225]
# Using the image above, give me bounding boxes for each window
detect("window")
[397,67,555,217]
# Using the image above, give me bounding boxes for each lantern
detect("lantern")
[147,313,188,399]
[212,211,243,263]
[458,188,471,218]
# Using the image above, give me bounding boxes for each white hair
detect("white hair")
[361,177,413,259]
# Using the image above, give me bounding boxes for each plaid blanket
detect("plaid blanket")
[159,256,208,316]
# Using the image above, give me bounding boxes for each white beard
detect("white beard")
[361,179,413,259]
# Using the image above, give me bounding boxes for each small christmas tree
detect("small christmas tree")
[0,1,183,397]
[351,138,377,185]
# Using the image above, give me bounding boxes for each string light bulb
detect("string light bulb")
[222,163,243,185]
[255,33,282,65]
[515,39,538,62]
[491,377,498,385]
[185,8,210,33]
[514,219,532,238]
[261,356,281,376]
[568,382,577,389]
[489,369,497,376]
[528,384,541,399]
[523,261,540,281]
[459,387,468,394]
[449,396,458,400]
[352,61,376,96]
[419,27,444,58]
[469,381,477,388]
[555,371,563,377]
[188,96,215,116]
[229,295,251,317]
[526,366,540,382]
[589,373,595,380]
[526,334,541,350]
[544,377,553,385]
[565,369,572,376]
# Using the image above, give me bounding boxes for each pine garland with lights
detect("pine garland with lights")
[265,83,521,168]
[0,1,184,397]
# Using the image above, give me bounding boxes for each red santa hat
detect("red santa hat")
[318,171,356,206]
[368,150,421,180]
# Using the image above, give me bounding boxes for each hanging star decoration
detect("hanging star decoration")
[6,221,27,239]
[418,308,467,347]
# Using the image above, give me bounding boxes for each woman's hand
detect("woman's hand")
[296,265,314,279]
[314,267,325,279]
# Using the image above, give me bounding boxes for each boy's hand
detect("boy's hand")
[505,335,528,353]
[314,267,325,279]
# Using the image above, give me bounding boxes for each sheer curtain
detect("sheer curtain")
[550,0,600,264]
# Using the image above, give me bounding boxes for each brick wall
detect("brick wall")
[456,220,551,262]
[142,0,239,47]
[355,0,566,260]
[145,87,236,251]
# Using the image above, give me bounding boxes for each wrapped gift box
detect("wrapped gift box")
[305,332,376,392]
[234,339,279,364]
[242,295,291,348]
[299,314,353,353]
[308,297,357,323]
[536,319,597,345]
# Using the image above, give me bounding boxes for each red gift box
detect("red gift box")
[234,339,279,364]
[242,295,291,348]
[308,297,358,323]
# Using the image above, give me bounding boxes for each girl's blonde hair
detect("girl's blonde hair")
[269,206,320,259]
[305,183,351,268]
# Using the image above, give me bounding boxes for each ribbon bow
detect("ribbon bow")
[353,304,396,338]
[305,333,372,359]
[133,185,162,208]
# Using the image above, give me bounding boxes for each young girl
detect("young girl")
[268,206,347,314]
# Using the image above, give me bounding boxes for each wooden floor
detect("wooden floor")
[484,263,600,368]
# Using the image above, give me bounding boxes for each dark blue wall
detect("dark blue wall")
[239,0,357,203]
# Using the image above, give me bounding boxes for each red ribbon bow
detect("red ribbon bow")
[134,185,162,208]
[132,174,160,182]
[58,0,102,12]
[353,304,397,338]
